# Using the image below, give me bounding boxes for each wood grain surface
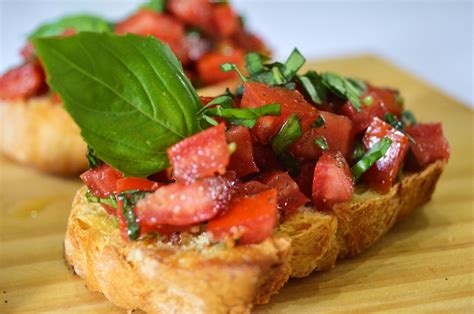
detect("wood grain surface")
[1,55,473,313]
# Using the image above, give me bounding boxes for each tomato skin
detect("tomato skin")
[405,123,450,167]
[340,92,387,134]
[368,85,402,117]
[294,161,315,199]
[80,164,123,198]
[196,48,244,85]
[207,189,278,245]
[252,144,282,172]
[213,5,238,37]
[312,152,354,211]
[116,9,188,63]
[259,171,310,217]
[167,123,230,182]
[362,117,409,193]
[0,62,46,100]
[233,180,270,198]
[135,176,232,226]
[226,126,259,177]
[241,82,318,144]
[167,0,215,35]
[115,177,160,194]
[290,111,354,161]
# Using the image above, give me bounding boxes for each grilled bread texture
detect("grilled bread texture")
[64,161,445,313]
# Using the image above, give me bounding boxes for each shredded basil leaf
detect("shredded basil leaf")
[315,136,329,151]
[220,63,247,82]
[352,140,366,161]
[298,71,327,105]
[321,72,363,111]
[85,191,117,208]
[271,114,302,155]
[245,52,265,76]
[118,190,149,241]
[351,137,392,181]
[401,110,417,126]
[384,113,416,143]
[363,95,374,106]
[282,48,305,80]
[311,114,325,128]
[86,146,102,169]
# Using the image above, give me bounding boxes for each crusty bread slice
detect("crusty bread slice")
[64,161,445,313]
[0,97,87,175]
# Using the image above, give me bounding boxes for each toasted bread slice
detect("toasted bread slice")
[65,161,445,312]
[0,97,87,175]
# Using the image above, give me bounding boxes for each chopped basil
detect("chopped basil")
[298,71,327,105]
[271,114,302,155]
[314,136,329,151]
[282,48,305,80]
[363,95,374,106]
[347,78,367,95]
[384,113,416,143]
[245,52,265,76]
[118,190,149,241]
[401,110,417,126]
[321,72,363,111]
[86,146,102,168]
[279,152,300,176]
[351,137,392,181]
[142,0,167,12]
[352,140,366,161]
[271,66,285,85]
[311,114,326,128]
[85,191,117,208]
[220,63,247,82]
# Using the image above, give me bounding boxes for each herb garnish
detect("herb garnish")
[401,110,417,126]
[29,15,112,39]
[384,113,415,143]
[271,114,302,155]
[85,191,117,208]
[352,140,366,161]
[86,146,102,169]
[311,114,325,128]
[314,136,329,151]
[34,33,203,177]
[118,190,149,241]
[352,137,392,181]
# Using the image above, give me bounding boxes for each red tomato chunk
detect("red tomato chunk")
[241,82,318,144]
[0,62,46,100]
[233,180,270,198]
[226,126,259,177]
[259,171,309,217]
[167,123,230,182]
[207,189,278,245]
[312,152,354,211]
[115,177,160,194]
[341,91,388,134]
[135,176,232,226]
[362,117,409,193]
[405,123,450,167]
[167,0,215,36]
[290,111,354,161]
[197,48,244,86]
[80,164,123,198]
[213,5,238,37]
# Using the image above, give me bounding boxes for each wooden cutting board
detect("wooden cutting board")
[1,55,473,313]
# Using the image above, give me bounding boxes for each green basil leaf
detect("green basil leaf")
[203,103,280,127]
[352,140,365,161]
[220,63,247,82]
[321,72,363,111]
[142,0,167,12]
[351,137,392,181]
[86,191,117,208]
[34,33,202,177]
[271,113,302,155]
[119,191,148,240]
[384,113,416,143]
[29,15,112,39]
[314,136,329,151]
[86,146,102,168]
[282,48,305,80]
[298,71,327,105]
[401,110,417,126]
[311,114,325,128]
[245,52,264,76]
[347,77,367,94]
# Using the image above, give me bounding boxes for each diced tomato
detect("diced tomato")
[340,92,387,134]
[148,167,173,183]
[312,152,354,211]
[135,176,232,226]
[115,177,160,194]
[196,48,244,85]
[252,144,282,171]
[115,9,188,62]
[226,126,259,177]
[405,123,450,167]
[294,162,315,199]
[213,5,238,37]
[231,28,268,54]
[259,171,309,217]
[20,42,36,61]
[362,117,409,193]
[290,111,354,161]
[233,180,270,198]
[0,62,46,100]
[367,85,402,116]
[80,164,123,198]
[207,189,278,245]
[167,123,230,182]
[241,82,318,144]
[167,0,215,35]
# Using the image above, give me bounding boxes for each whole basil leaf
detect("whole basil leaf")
[34,33,202,177]
[29,15,112,39]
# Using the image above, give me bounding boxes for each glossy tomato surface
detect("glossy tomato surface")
[312,152,354,211]
[167,123,230,182]
[80,164,123,198]
[115,177,160,194]
[241,82,318,144]
[207,189,278,244]
[135,176,232,226]
[405,123,450,167]
[226,126,259,177]
[362,117,409,193]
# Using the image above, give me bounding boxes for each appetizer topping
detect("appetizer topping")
[36,33,449,246]
[0,62,46,100]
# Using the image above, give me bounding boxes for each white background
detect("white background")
[1,0,472,107]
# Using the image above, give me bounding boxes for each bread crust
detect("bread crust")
[0,96,87,175]
[65,160,444,312]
